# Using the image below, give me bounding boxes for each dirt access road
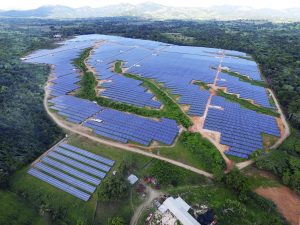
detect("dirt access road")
[256,186,300,225]
[130,185,161,225]
[43,84,213,178]
[268,88,290,149]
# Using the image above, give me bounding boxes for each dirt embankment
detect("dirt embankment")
[256,186,300,225]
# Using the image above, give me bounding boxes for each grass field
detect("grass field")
[0,190,49,225]
[152,132,225,173]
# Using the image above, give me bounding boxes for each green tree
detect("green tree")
[224,169,251,201]
[107,216,125,225]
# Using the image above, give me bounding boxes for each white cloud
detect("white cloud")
[1,0,299,10]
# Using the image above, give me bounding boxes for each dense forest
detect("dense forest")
[1,17,300,212]
[0,23,64,187]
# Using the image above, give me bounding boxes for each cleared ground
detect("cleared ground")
[256,186,300,225]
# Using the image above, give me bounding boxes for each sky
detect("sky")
[0,0,299,10]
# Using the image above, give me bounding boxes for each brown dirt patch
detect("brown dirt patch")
[189,116,203,132]
[276,117,285,137]
[256,186,300,225]
[181,105,190,113]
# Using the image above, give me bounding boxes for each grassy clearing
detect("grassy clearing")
[217,90,280,117]
[0,190,49,225]
[193,80,210,90]
[244,168,280,190]
[153,131,225,173]
[114,61,123,74]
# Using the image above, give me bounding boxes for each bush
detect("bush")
[98,163,130,201]
[256,133,300,194]
[224,169,251,201]
[107,216,125,225]
[180,131,226,171]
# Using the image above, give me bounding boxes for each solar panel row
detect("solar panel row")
[100,74,161,108]
[217,72,271,108]
[28,168,90,201]
[59,143,115,166]
[83,108,179,146]
[54,147,111,172]
[49,95,103,124]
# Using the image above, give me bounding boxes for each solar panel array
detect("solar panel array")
[127,52,217,116]
[49,95,103,124]
[100,74,161,108]
[83,109,179,146]
[24,34,279,158]
[222,55,262,81]
[48,94,179,146]
[217,72,271,108]
[204,96,280,158]
[25,35,98,96]
[87,44,163,109]
[28,143,115,201]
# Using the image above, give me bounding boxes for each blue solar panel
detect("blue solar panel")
[217,72,271,108]
[35,162,96,193]
[48,151,106,178]
[83,108,179,146]
[203,96,280,158]
[54,147,111,172]
[25,34,276,160]
[42,157,101,185]
[59,143,115,166]
[28,168,90,201]
[27,141,115,201]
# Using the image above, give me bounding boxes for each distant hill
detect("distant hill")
[1,3,300,22]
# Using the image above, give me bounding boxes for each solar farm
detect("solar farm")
[28,143,114,201]
[24,34,282,161]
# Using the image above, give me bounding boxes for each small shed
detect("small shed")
[127,174,138,185]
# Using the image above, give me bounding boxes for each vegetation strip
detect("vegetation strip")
[220,69,268,87]
[217,90,280,117]
[118,70,192,127]
[193,80,210,90]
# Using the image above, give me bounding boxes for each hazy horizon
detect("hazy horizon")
[1,0,300,10]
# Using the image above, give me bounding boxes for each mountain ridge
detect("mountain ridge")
[1,3,300,21]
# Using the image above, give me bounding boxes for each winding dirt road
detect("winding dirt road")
[268,88,290,149]
[43,84,213,178]
[130,185,161,225]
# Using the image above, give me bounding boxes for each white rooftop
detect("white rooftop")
[158,197,200,225]
[127,174,138,185]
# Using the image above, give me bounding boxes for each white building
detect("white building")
[158,197,200,225]
[127,174,138,185]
